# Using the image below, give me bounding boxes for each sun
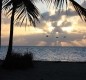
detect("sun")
[61,26,73,33]
[46,22,55,32]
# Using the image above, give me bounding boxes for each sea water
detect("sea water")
[0,46,86,62]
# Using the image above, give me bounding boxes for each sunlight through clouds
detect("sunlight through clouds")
[62,26,73,33]
[1,0,86,46]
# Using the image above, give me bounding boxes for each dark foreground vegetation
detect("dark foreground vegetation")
[2,52,33,69]
[0,52,86,80]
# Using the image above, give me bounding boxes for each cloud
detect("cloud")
[1,1,86,46]
[2,30,86,46]
[82,1,86,8]
[1,13,10,24]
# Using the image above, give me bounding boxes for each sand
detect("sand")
[0,60,86,80]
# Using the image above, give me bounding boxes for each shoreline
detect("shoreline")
[1,59,86,63]
[0,60,86,80]
[1,59,86,64]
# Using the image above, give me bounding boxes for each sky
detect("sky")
[1,0,86,46]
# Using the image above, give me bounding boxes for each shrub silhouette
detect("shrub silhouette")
[2,51,33,69]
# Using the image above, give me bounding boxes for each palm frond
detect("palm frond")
[41,0,86,21]
[3,0,40,27]
[69,0,86,21]
[41,0,68,10]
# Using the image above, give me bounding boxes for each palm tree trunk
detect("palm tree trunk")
[0,1,2,47]
[6,5,16,58]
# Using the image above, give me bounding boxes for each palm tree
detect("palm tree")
[3,0,86,58]
[3,0,39,58]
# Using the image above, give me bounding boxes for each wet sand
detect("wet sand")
[0,60,86,80]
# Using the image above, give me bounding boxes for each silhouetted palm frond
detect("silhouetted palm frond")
[40,0,68,10]
[41,0,86,21]
[3,0,40,26]
[69,0,86,21]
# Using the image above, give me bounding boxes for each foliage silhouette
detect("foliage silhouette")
[2,0,86,57]
[3,0,39,58]
[1,0,86,69]
[41,0,86,21]
[2,51,33,69]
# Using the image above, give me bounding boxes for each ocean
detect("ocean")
[0,46,86,62]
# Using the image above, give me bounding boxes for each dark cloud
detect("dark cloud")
[36,5,79,34]
[41,8,77,21]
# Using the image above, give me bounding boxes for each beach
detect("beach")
[1,0,86,80]
[0,60,86,80]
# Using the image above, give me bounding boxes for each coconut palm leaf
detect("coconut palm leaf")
[3,0,40,26]
[69,0,86,21]
[15,0,40,26]
[41,0,86,21]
